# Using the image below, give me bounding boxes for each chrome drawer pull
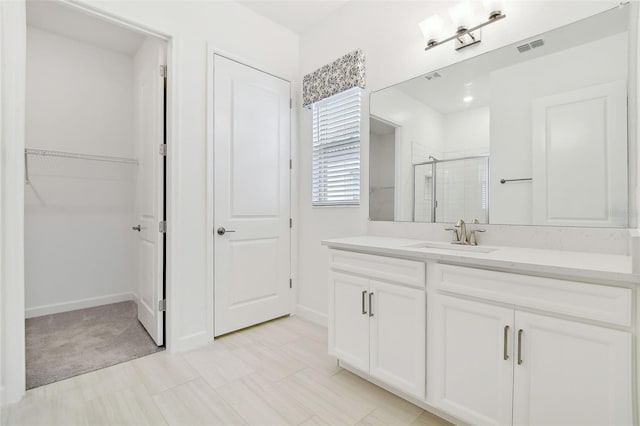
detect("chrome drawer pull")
[503,325,510,361]
[517,329,524,365]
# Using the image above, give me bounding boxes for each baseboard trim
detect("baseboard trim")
[295,304,328,327]
[175,330,211,353]
[25,292,138,318]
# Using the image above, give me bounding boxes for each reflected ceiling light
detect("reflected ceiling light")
[420,0,506,52]
[463,96,474,103]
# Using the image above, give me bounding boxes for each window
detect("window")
[312,87,362,206]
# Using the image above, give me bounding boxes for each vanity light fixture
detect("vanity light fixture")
[420,0,506,51]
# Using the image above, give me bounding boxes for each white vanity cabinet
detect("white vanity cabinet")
[511,311,631,426]
[428,294,515,425]
[427,263,633,426]
[328,249,426,399]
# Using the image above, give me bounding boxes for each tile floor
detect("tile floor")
[2,316,452,426]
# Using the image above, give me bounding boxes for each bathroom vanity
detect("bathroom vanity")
[322,236,637,426]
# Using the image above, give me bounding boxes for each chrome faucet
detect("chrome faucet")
[455,219,468,244]
[444,219,485,246]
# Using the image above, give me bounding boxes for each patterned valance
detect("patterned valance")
[303,49,366,107]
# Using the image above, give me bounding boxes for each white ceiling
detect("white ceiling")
[237,0,350,34]
[26,0,146,56]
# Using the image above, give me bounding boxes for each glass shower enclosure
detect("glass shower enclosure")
[413,155,489,224]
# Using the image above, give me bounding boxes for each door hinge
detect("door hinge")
[159,144,167,156]
[159,221,167,233]
[289,159,292,170]
[289,218,293,228]
[289,278,292,289]
[159,299,166,312]
[290,98,292,109]
[160,65,167,78]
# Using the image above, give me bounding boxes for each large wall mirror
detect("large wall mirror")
[369,5,635,227]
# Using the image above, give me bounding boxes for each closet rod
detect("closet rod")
[25,148,138,165]
[24,148,138,184]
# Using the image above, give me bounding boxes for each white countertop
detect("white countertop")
[322,236,638,284]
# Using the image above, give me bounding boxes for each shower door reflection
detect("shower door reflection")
[413,156,489,224]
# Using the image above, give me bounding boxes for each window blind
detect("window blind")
[312,87,362,206]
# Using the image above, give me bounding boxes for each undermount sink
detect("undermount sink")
[406,241,498,254]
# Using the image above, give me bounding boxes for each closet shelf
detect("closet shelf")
[24,148,138,184]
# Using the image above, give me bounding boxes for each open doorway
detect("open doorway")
[369,117,396,221]
[23,0,167,389]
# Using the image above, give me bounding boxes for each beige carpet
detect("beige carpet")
[26,301,163,389]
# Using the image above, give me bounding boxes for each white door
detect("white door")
[532,81,627,227]
[369,280,425,399]
[133,38,166,345]
[213,55,291,336]
[512,311,632,426]
[328,271,370,372]
[427,294,514,426]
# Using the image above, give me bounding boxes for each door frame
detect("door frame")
[0,0,174,405]
[206,49,295,338]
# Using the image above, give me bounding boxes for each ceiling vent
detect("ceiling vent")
[517,38,545,53]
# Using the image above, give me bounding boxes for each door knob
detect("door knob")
[217,227,236,236]
[132,225,142,232]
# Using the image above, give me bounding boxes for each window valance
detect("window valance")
[302,49,366,108]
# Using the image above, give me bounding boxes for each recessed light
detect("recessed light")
[463,96,473,103]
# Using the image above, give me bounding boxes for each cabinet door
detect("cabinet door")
[427,294,514,426]
[513,312,632,426]
[369,280,425,399]
[328,271,370,371]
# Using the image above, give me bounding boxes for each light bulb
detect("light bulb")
[448,1,475,32]
[483,0,506,19]
[419,15,445,46]
[463,96,474,103]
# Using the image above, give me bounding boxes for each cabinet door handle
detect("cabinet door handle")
[503,325,510,361]
[361,291,367,315]
[369,292,374,317]
[517,329,524,365]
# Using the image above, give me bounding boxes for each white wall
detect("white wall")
[442,106,490,157]
[24,27,137,318]
[297,0,624,325]
[490,32,628,225]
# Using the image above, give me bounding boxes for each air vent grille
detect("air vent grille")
[530,39,545,48]
[517,38,545,53]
